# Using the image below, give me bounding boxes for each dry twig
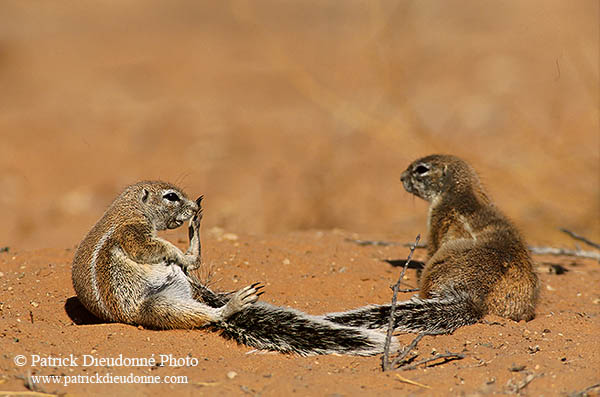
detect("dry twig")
[527,246,600,261]
[345,238,400,247]
[505,373,539,394]
[528,227,600,261]
[345,238,427,249]
[14,372,56,396]
[560,228,600,250]
[349,236,600,261]
[569,382,600,397]
[395,374,431,389]
[390,333,423,368]
[397,351,465,371]
[381,234,421,371]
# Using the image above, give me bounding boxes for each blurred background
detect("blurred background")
[0,0,598,250]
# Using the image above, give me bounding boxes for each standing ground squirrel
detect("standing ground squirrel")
[72,181,392,356]
[324,154,539,333]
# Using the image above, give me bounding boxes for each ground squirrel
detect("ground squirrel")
[72,180,392,356]
[324,154,539,334]
[71,181,261,329]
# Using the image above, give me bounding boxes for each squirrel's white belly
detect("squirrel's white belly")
[145,263,193,300]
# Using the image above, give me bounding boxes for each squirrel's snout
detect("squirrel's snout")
[400,170,409,183]
[400,172,412,192]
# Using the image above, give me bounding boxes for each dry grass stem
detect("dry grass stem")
[381,234,421,371]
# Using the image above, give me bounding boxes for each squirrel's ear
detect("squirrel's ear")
[140,188,150,203]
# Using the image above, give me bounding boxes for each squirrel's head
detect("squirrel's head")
[400,154,485,202]
[127,181,200,230]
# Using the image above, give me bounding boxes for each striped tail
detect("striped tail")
[212,302,394,356]
[191,281,394,356]
[323,288,485,335]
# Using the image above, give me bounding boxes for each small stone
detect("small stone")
[227,371,238,379]
[282,258,291,265]
[509,364,526,372]
[30,301,39,308]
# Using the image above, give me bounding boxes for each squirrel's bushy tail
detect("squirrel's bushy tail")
[193,284,392,356]
[323,287,485,335]
[213,303,392,356]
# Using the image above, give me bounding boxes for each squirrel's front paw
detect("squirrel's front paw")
[193,196,204,223]
[183,262,201,274]
[188,196,204,234]
[220,282,264,319]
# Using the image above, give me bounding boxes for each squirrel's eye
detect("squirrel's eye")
[163,192,181,202]
[415,164,430,175]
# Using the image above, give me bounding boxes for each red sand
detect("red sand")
[1,230,599,396]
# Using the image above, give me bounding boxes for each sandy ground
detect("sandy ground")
[0,1,599,396]
[0,230,599,396]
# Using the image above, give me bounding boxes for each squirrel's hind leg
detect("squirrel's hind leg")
[136,280,262,329]
[188,280,232,308]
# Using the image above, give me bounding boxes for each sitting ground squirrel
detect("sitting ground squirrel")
[323,154,539,334]
[71,181,261,329]
[72,181,392,356]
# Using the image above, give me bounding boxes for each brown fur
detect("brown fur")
[72,181,260,329]
[401,154,539,321]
